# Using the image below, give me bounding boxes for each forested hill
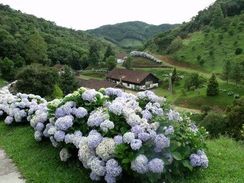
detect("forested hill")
[0,4,112,70]
[87,21,178,49]
[145,0,244,72]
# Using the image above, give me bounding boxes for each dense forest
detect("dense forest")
[0,4,114,71]
[87,21,178,48]
[145,0,244,72]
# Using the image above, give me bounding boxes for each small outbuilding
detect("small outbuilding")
[106,68,159,90]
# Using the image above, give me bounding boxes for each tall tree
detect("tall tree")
[223,60,231,84]
[231,63,241,86]
[25,31,48,65]
[211,4,224,28]
[106,56,116,71]
[207,73,219,96]
[60,66,77,94]
[103,45,114,62]
[123,56,132,70]
[88,43,100,66]
[0,57,15,81]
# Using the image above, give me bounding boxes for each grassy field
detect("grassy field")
[78,70,106,80]
[172,28,244,73]
[136,68,244,110]
[0,123,243,183]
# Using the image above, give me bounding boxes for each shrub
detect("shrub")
[226,97,244,140]
[0,88,209,183]
[199,112,226,138]
[235,48,243,55]
[0,57,15,81]
[15,64,59,97]
[52,84,63,99]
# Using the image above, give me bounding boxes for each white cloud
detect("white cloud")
[0,0,216,30]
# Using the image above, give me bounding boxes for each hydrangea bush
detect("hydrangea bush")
[0,87,208,183]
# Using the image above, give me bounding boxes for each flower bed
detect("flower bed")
[0,88,208,183]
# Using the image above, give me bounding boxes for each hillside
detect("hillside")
[145,0,244,73]
[0,4,114,69]
[87,21,178,48]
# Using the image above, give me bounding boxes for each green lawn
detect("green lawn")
[0,123,243,183]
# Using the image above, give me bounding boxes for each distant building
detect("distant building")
[77,78,118,90]
[106,68,159,90]
[116,52,127,64]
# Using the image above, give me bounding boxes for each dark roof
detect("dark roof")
[77,78,117,90]
[106,68,158,84]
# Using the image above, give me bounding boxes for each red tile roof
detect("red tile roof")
[77,78,117,90]
[106,68,158,84]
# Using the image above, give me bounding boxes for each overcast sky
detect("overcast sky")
[0,0,216,30]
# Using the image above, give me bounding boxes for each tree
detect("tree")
[223,60,231,84]
[103,45,114,62]
[106,56,116,71]
[226,97,244,140]
[211,4,224,28]
[88,43,100,66]
[206,73,219,96]
[0,57,15,81]
[231,63,241,86]
[16,64,58,97]
[123,56,132,70]
[184,73,204,91]
[171,68,177,85]
[60,66,77,95]
[25,31,48,65]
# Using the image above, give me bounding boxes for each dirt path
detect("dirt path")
[0,149,25,183]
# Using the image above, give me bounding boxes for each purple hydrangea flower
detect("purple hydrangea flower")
[164,126,174,135]
[104,174,116,183]
[90,172,101,181]
[141,110,152,120]
[148,158,164,173]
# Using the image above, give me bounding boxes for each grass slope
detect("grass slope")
[0,123,244,183]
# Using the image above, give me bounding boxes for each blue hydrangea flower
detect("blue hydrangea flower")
[131,125,144,135]
[87,109,109,127]
[4,116,13,125]
[82,89,98,102]
[114,135,123,145]
[89,172,101,181]
[55,115,74,131]
[106,159,122,177]
[123,132,135,144]
[130,139,142,150]
[100,120,114,132]
[72,107,88,118]
[88,132,103,149]
[164,125,174,135]
[104,174,116,183]
[148,158,164,173]
[131,154,148,174]
[190,150,208,168]
[141,109,152,120]
[105,88,123,97]
[138,132,150,142]
[54,130,65,142]
[35,122,44,131]
[154,134,170,152]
